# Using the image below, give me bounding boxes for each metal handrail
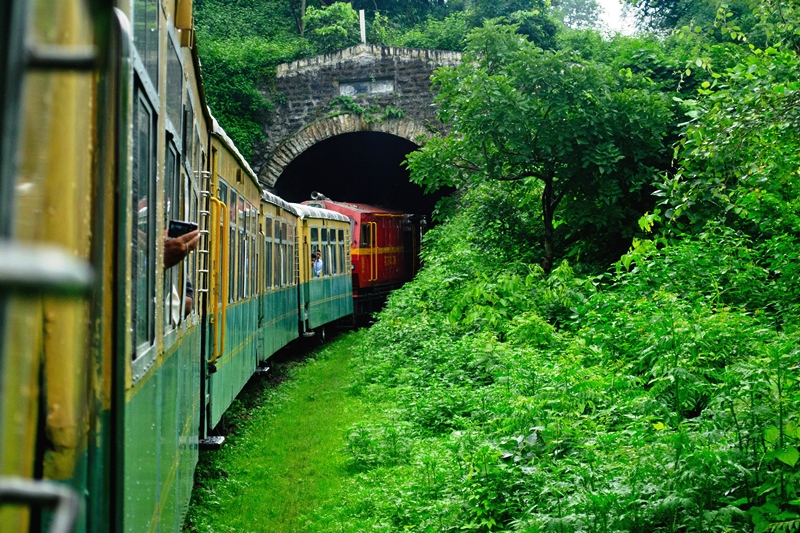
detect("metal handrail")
[207,197,228,366]
[0,477,80,533]
[0,240,93,296]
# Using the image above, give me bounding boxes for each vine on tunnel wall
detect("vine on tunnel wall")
[328,96,406,124]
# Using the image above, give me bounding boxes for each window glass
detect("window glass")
[132,87,156,356]
[338,229,345,274]
[238,197,245,299]
[253,209,258,290]
[310,226,319,277]
[287,224,295,285]
[361,223,370,248]
[166,36,182,135]
[273,220,281,286]
[264,216,273,291]
[217,181,228,305]
[228,189,237,302]
[245,204,253,296]
[331,234,338,276]
[182,97,193,163]
[321,227,330,277]
[281,222,288,285]
[163,142,181,330]
[310,226,319,255]
[133,0,159,89]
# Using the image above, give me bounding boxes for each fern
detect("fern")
[768,519,800,533]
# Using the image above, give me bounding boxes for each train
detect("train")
[0,1,422,532]
[302,194,424,319]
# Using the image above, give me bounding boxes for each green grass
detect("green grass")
[184,331,368,533]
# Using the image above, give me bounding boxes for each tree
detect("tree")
[406,22,674,272]
[551,0,601,29]
[304,2,361,54]
[289,0,307,36]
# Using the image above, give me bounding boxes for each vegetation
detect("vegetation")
[194,0,563,156]
[188,0,800,532]
[298,2,799,530]
[184,335,368,532]
[406,22,675,272]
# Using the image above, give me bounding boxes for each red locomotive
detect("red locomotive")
[303,193,426,317]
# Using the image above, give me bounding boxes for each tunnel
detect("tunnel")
[269,131,447,218]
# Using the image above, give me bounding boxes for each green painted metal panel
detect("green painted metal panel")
[123,324,201,532]
[306,275,353,329]
[208,298,260,429]
[259,286,299,359]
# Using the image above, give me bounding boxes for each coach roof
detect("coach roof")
[289,203,351,223]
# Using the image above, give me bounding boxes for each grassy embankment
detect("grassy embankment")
[184,332,368,532]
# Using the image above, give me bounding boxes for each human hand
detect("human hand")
[163,229,200,269]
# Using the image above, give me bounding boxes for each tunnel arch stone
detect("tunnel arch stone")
[259,115,433,188]
[254,44,461,188]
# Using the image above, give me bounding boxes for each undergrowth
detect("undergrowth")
[303,183,800,533]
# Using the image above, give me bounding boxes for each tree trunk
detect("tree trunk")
[541,174,555,274]
[299,0,306,36]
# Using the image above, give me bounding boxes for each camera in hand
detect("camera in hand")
[168,220,198,238]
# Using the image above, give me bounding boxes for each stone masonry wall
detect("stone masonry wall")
[254,44,461,187]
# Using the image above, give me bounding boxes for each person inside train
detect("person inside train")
[313,250,323,278]
[164,229,200,318]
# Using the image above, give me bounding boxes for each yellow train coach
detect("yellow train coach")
[0,1,353,531]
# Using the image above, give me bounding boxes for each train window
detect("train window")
[264,216,273,291]
[310,227,319,256]
[182,97,193,163]
[361,223,370,248]
[287,224,295,285]
[228,190,237,302]
[132,87,157,356]
[273,219,281,287]
[238,197,245,299]
[330,235,336,276]
[194,130,201,175]
[251,208,257,294]
[218,181,228,305]
[163,141,181,331]
[338,229,345,275]
[166,35,182,137]
[244,203,251,297]
[320,227,328,277]
[281,222,289,285]
[133,0,160,91]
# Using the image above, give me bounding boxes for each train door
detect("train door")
[361,218,378,284]
[207,177,229,377]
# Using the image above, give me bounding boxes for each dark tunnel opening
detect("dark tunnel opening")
[270,131,448,218]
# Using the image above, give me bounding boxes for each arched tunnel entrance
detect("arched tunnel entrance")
[269,131,446,217]
[270,130,450,321]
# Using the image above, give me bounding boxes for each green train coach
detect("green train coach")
[0,1,358,532]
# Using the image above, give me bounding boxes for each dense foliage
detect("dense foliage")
[406,22,676,272]
[194,0,569,156]
[190,1,800,531]
[194,0,312,159]
[299,2,800,532]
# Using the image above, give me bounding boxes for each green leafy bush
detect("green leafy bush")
[304,2,361,54]
[302,172,800,532]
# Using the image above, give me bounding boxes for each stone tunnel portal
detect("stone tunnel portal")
[270,131,446,217]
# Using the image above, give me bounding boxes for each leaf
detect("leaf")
[775,447,799,468]
[765,425,780,445]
